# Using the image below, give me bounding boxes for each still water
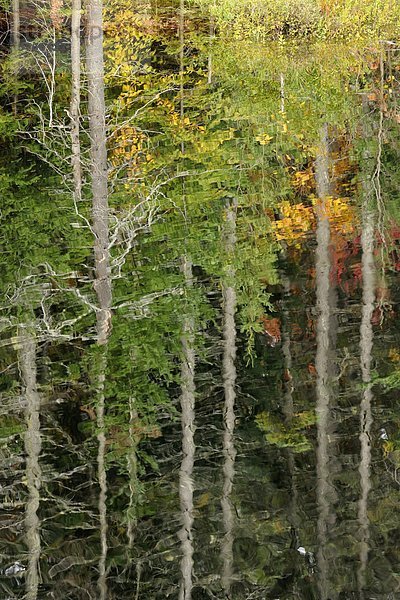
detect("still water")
[0,1,400,599]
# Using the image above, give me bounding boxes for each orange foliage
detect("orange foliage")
[261,317,281,346]
[291,168,314,195]
[273,201,315,245]
[272,196,356,248]
[50,0,63,30]
[307,363,317,377]
[109,125,152,181]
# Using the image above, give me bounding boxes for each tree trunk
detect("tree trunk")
[221,199,237,598]
[95,349,108,600]
[127,397,138,549]
[19,330,42,600]
[178,257,196,600]
[281,273,300,582]
[357,120,376,597]
[207,15,214,85]
[178,6,195,596]
[11,0,20,115]
[11,0,20,49]
[314,125,335,600]
[71,0,82,206]
[86,2,111,594]
[86,0,112,345]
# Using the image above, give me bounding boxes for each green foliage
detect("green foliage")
[0,417,24,440]
[374,370,400,392]
[256,410,315,452]
[193,0,400,43]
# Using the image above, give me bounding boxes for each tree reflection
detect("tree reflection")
[221,199,238,598]
[314,125,336,600]
[19,329,42,600]
[178,256,196,600]
[357,105,376,597]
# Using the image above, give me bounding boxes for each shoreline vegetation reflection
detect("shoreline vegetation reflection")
[0,0,400,598]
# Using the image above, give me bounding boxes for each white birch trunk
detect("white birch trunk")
[11,0,20,115]
[357,153,375,597]
[314,125,333,600]
[86,0,112,345]
[86,2,111,594]
[12,0,20,49]
[281,274,299,551]
[95,349,108,600]
[178,6,195,595]
[207,15,215,85]
[178,256,196,600]
[127,397,138,549]
[221,199,237,598]
[71,0,82,206]
[19,330,42,600]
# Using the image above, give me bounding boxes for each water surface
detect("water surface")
[0,2,400,598]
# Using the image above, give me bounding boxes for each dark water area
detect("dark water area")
[1,1,400,598]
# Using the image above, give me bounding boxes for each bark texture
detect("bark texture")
[95,349,108,600]
[86,3,111,596]
[314,125,335,600]
[12,0,20,49]
[86,0,112,345]
[19,331,42,600]
[71,0,82,205]
[221,199,237,598]
[11,0,20,114]
[357,149,375,598]
[178,256,196,600]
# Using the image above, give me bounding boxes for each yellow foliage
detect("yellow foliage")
[312,196,355,235]
[389,348,400,363]
[109,125,152,180]
[256,133,273,145]
[292,168,314,194]
[272,200,315,245]
[383,440,395,458]
[272,196,356,246]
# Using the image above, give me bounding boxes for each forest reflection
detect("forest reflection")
[1,0,400,598]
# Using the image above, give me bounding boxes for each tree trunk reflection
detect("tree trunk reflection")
[314,125,335,600]
[178,3,195,596]
[86,0,112,593]
[357,144,376,598]
[221,199,237,598]
[178,256,196,600]
[20,330,42,600]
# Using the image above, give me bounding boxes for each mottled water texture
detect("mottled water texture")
[0,1,400,598]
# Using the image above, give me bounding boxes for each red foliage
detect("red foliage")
[307,363,317,376]
[261,317,281,347]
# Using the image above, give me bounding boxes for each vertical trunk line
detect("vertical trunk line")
[178,5,195,596]
[357,119,376,595]
[86,1,112,594]
[86,0,112,345]
[281,274,299,559]
[314,124,333,600]
[11,0,20,115]
[127,396,138,549]
[96,350,108,600]
[207,14,215,85]
[11,0,20,49]
[71,0,82,205]
[179,0,185,156]
[19,330,42,600]
[221,198,237,598]
[178,256,196,600]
